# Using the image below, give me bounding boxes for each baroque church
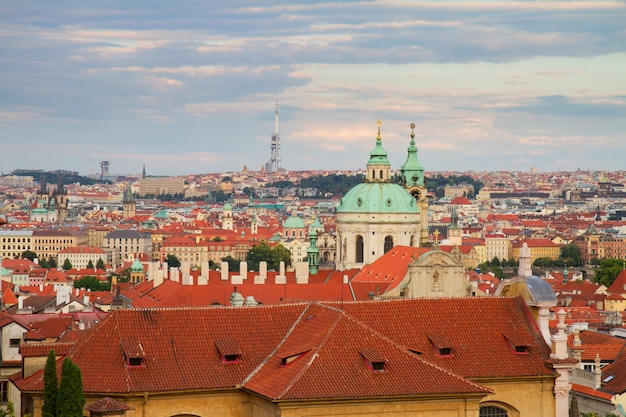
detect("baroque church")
[29,173,69,223]
[336,121,428,270]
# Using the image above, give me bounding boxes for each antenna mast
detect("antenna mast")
[268,98,282,172]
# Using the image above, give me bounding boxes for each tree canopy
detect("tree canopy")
[62,258,72,271]
[74,276,110,291]
[246,241,291,271]
[593,259,624,287]
[165,254,181,269]
[560,243,583,267]
[20,250,38,261]
[42,350,57,417]
[56,357,85,417]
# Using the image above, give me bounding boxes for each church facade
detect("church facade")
[336,122,428,270]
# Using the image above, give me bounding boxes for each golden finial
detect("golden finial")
[410,122,415,139]
[376,119,382,140]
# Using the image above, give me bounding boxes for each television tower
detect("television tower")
[99,161,110,181]
[267,98,282,172]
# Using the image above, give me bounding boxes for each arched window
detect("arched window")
[480,406,508,417]
[372,170,376,179]
[384,236,393,253]
[380,170,384,179]
[356,235,364,263]
[410,235,415,247]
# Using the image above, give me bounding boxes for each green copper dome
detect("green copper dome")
[131,259,144,272]
[337,182,418,214]
[284,215,305,229]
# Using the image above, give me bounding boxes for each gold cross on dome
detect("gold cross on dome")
[433,229,440,243]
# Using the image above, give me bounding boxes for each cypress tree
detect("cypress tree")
[56,358,85,417]
[42,350,57,417]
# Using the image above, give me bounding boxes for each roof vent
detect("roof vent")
[215,339,242,364]
[428,333,452,357]
[503,332,530,354]
[122,341,146,367]
[280,349,311,367]
[359,348,386,371]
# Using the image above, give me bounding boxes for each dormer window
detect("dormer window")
[503,333,530,355]
[215,339,242,364]
[280,350,310,367]
[360,348,386,372]
[122,341,146,368]
[128,357,143,367]
[428,333,453,357]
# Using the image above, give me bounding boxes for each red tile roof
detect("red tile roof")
[12,297,555,399]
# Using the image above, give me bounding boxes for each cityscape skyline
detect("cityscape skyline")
[1,1,625,176]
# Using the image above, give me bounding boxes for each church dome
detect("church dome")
[131,259,144,272]
[337,182,418,214]
[284,215,305,229]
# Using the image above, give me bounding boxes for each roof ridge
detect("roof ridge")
[241,303,311,387]
[272,304,344,399]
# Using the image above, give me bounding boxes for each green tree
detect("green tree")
[62,258,72,271]
[533,257,554,268]
[48,256,57,269]
[74,276,110,291]
[0,402,17,417]
[271,243,292,269]
[490,257,501,267]
[38,257,49,268]
[594,258,624,287]
[560,243,583,267]
[246,242,292,271]
[221,256,240,272]
[96,258,105,270]
[42,350,58,417]
[56,358,85,417]
[21,250,38,262]
[86,259,94,269]
[246,241,273,271]
[490,265,505,280]
[165,254,181,269]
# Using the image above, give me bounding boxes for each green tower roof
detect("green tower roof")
[367,120,390,167]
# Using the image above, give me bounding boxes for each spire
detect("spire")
[400,122,425,188]
[366,120,391,182]
[307,228,319,275]
[38,173,47,195]
[142,164,146,179]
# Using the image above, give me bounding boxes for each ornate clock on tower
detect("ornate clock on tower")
[410,188,422,201]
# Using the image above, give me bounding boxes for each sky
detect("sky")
[1,1,625,177]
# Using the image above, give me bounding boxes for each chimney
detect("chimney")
[181,262,190,275]
[170,267,180,283]
[295,262,309,284]
[239,261,248,280]
[220,262,229,281]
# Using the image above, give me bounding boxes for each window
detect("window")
[480,406,507,417]
[215,339,242,364]
[128,357,143,367]
[384,236,393,253]
[356,236,364,263]
[9,338,21,348]
[0,380,7,403]
[360,348,386,372]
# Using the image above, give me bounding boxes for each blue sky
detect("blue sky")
[1,1,625,176]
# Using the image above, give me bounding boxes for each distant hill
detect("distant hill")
[10,169,102,186]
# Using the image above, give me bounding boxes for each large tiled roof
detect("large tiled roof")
[13,297,556,399]
[334,297,555,379]
[243,303,490,400]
